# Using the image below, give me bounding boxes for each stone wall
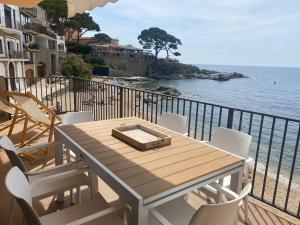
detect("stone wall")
[90,52,154,77]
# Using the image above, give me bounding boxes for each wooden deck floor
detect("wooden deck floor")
[0,120,299,225]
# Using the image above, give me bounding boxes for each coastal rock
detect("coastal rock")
[154,86,181,96]
[148,61,248,81]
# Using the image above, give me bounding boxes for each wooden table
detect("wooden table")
[54,117,245,225]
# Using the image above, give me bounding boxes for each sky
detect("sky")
[87,0,300,67]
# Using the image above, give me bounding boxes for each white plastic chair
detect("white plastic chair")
[61,111,94,162]
[5,166,128,225]
[150,183,252,225]
[157,112,188,135]
[201,127,252,223]
[0,136,95,225]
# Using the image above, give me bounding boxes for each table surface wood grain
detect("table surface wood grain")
[59,117,243,200]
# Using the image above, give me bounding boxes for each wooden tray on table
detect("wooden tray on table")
[112,124,171,150]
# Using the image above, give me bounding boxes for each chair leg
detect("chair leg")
[8,197,15,225]
[76,187,81,203]
[89,171,98,198]
[8,110,19,138]
[217,178,224,203]
[66,149,71,162]
[244,196,249,224]
[70,189,75,204]
[21,116,29,146]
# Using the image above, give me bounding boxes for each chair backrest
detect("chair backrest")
[8,92,51,125]
[0,136,27,173]
[61,111,94,125]
[189,184,251,225]
[5,167,41,225]
[157,112,187,134]
[0,98,15,115]
[210,127,252,159]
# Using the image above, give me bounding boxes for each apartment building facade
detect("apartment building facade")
[20,6,66,85]
[0,4,29,90]
[0,4,65,89]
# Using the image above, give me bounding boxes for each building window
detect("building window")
[0,37,4,56]
[12,9,16,29]
[0,40,3,54]
[48,40,56,50]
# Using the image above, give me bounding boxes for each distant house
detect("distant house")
[91,43,144,57]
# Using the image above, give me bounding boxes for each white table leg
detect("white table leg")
[130,201,149,225]
[230,161,245,194]
[89,171,98,198]
[54,131,64,202]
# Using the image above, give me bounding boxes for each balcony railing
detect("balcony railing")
[23,42,39,50]
[20,7,38,17]
[8,50,30,59]
[22,22,57,39]
[2,76,300,219]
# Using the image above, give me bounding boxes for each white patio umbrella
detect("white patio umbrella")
[67,0,118,17]
[0,0,42,7]
[0,0,118,17]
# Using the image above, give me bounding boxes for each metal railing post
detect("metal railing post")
[227,108,234,129]
[119,86,124,118]
[73,77,77,112]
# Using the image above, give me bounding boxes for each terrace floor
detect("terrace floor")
[0,119,299,225]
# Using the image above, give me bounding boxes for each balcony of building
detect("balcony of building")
[23,42,40,51]
[20,7,38,18]
[22,22,57,39]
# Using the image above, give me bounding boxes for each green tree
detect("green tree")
[40,2,100,42]
[61,54,92,79]
[138,27,182,60]
[66,13,100,44]
[93,33,112,44]
[164,37,182,59]
[39,0,68,35]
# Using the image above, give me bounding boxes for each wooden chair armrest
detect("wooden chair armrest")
[150,209,173,225]
[66,206,125,225]
[17,141,58,154]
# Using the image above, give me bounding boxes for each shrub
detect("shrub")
[61,54,92,79]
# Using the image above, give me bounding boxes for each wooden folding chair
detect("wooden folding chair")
[0,98,26,137]
[5,92,61,159]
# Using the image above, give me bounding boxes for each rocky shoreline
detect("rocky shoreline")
[147,61,248,81]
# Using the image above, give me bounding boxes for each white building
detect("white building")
[0,4,66,90]
[20,6,64,84]
[0,4,29,90]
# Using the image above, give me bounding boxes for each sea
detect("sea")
[131,64,300,186]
